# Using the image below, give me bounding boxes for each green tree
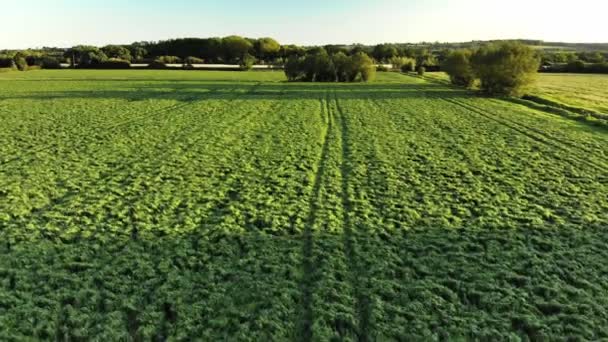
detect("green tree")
[351,52,376,82]
[222,36,253,63]
[239,53,256,71]
[471,42,540,96]
[101,45,132,61]
[442,49,475,87]
[255,38,281,63]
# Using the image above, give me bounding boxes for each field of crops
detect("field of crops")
[422,71,608,116]
[1,70,608,340]
[531,73,608,115]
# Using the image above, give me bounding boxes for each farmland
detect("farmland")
[1,70,608,340]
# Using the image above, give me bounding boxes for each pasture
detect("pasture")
[1,70,607,340]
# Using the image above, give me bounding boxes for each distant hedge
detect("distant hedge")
[541,62,608,74]
[80,58,131,69]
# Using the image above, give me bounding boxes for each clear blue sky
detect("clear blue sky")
[2,0,607,49]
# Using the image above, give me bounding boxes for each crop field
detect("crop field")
[531,73,608,115]
[1,70,608,340]
[421,71,608,116]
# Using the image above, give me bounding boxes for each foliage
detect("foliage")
[417,66,426,75]
[376,65,389,72]
[285,51,375,82]
[40,57,62,69]
[94,58,131,69]
[390,56,415,71]
[155,56,181,64]
[471,42,541,96]
[184,56,204,65]
[254,37,281,62]
[102,45,132,61]
[14,56,28,71]
[372,43,398,62]
[442,49,475,87]
[222,35,254,63]
[239,53,255,71]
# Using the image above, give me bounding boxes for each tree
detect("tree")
[390,56,416,71]
[222,36,253,63]
[129,46,147,61]
[239,53,255,71]
[255,38,281,63]
[372,44,398,62]
[285,56,304,81]
[471,42,540,96]
[442,49,475,87]
[102,45,132,61]
[65,46,107,66]
[350,52,376,82]
[332,52,353,82]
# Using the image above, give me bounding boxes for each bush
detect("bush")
[14,57,28,71]
[442,49,475,87]
[376,65,389,72]
[0,58,15,69]
[417,66,426,76]
[471,42,540,96]
[239,53,255,71]
[565,60,586,73]
[351,52,376,82]
[588,62,608,74]
[284,51,375,82]
[155,56,181,64]
[93,58,131,69]
[148,61,167,69]
[184,56,204,65]
[41,57,62,69]
[400,59,416,72]
[284,56,304,81]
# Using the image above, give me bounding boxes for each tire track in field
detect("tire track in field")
[333,92,372,341]
[297,93,332,342]
[0,86,237,168]
[442,97,608,174]
[7,86,263,235]
[404,78,608,171]
[458,97,608,165]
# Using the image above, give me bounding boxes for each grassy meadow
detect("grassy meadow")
[0,70,607,340]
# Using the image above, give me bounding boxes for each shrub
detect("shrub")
[588,62,608,74]
[184,56,204,65]
[376,65,389,72]
[148,61,167,69]
[94,58,131,69]
[283,51,375,82]
[155,56,181,64]
[41,57,62,69]
[351,52,376,82]
[14,57,28,71]
[442,49,475,87]
[471,42,540,96]
[565,60,586,73]
[239,53,255,71]
[0,58,15,68]
[417,66,426,76]
[400,59,416,72]
[284,56,304,81]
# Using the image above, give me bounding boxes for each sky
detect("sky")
[2,0,607,49]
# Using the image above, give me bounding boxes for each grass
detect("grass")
[421,71,608,116]
[1,70,607,340]
[531,73,608,114]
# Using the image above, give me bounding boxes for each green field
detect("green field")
[531,73,608,114]
[1,70,608,340]
[421,71,608,116]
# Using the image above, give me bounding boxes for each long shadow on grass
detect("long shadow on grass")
[0,82,471,102]
[1,226,608,340]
